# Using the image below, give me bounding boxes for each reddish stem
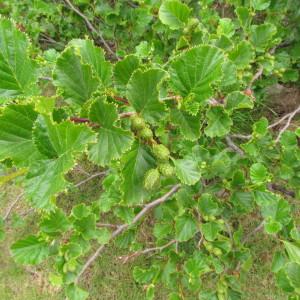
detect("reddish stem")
[113,96,129,105]
[70,117,99,128]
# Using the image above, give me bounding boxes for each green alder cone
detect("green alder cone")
[139,127,153,140]
[152,144,170,161]
[158,163,174,177]
[131,115,146,131]
[143,168,160,191]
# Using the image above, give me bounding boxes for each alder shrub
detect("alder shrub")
[0,0,300,299]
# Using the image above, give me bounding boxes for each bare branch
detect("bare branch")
[275,105,300,143]
[231,105,300,142]
[248,66,264,89]
[242,221,265,244]
[96,223,121,229]
[118,240,176,263]
[74,171,107,188]
[63,0,118,59]
[225,136,244,156]
[3,192,24,221]
[76,184,180,282]
[268,183,295,198]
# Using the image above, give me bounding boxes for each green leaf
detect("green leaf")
[173,158,201,185]
[65,284,89,300]
[11,235,50,265]
[158,0,190,30]
[229,41,254,68]
[235,7,251,29]
[252,0,271,10]
[250,23,277,52]
[175,213,198,242]
[88,98,133,166]
[26,118,95,209]
[276,269,295,293]
[133,265,159,284]
[170,109,200,141]
[121,142,156,204]
[198,194,220,216]
[283,241,300,264]
[225,91,253,112]
[0,18,38,102]
[114,55,139,87]
[95,228,111,244]
[0,104,39,165]
[204,107,232,138]
[70,39,112,87]
[271,251,286,273]
[285,262,300,290]
[202,221,223,241]
[40,209,71,234]
[261,198,291,228]
[53,48,99,107]
[170,45,224,105]
[73,213,97,240]
[72,204,91,219]
[252,117,268,137]
[250,163,269,185]
[126,68,167,124]
[217,18,235,38]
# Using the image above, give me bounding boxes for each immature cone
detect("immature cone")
[158,163,174,177]
[144,168,160,191]
[152,144,170,162]
[139,127,153,140]
[131,115,145,131]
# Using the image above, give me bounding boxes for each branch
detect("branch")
[75,184,180,282]
[113,96,129,105]
[63,0,118,59]
[268,183,296,198]
[248,66,264,89]
[275,105,300,143]
[242,221,265,244]
[119,111,135,119]
[225,136,244,156]
[96,223,121,229]
[74,171,107,188]
[231,105,300,141]
[3,192,24,221]
[118,239,176,264]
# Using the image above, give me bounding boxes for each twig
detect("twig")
[275,105,300,143]
[74,171,107,188]
[225,136,244,156]
[119,112,135,118]
[242,221,265,244]
[248,66,264,89]
[268,112,293,129]
[97,223,120,229]
[75,184,180,282]
[113,96,129,105]
[231,105,300,141]
[268,183,295,198]
[64,0,118,59]
[3,192,24,221]
[119,239,176,263]
[230,133,251,140]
